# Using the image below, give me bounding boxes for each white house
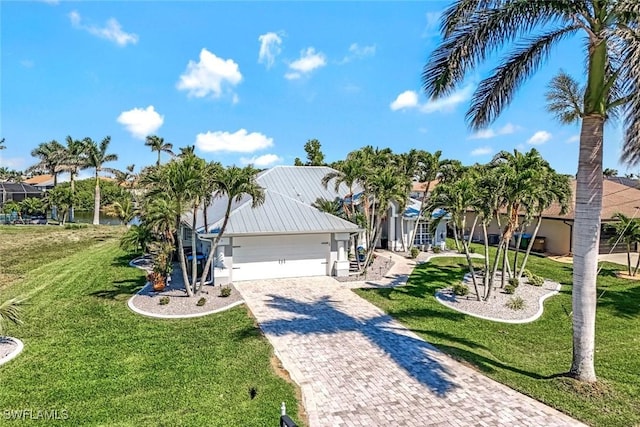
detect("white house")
[182,165,448,284]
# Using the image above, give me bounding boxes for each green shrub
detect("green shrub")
[219,285,232,297]
[64,223,88,230]
[432,246,442,254]
[508,277,520,287]
[528,274,544,286]
[506,296,526,310]
[504,284,517,294]
[159,296,170,305]
[452,283,469,296]
[196,297,206,307]
[409,247,420,259]
[522,269,533,278]
[467,246,476,253]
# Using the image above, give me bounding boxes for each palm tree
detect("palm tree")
[29,140,65,186]
[423,0,639,382]
[199,165,265,291]
[178,145,196,158]
[0,138,5,151]
[104,196,136,225]
[408,150,444,250]
[120,224,152,253]
[44,186,75,225]
[60,136,89,222]
[312,197,344,218]
[84,136,118,225]
[0,298,22,337]
[607,213,640,276]
[113,164,137,188]
[145,135,174,166]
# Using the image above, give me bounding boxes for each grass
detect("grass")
[356,243,640,427]
[0,226,302,426]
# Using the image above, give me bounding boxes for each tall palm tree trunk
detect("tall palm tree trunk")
[157,150,161,167]
[570,114,603,383]
[200,200,233,290]
[93,174,101,225]
[512,223,525,274]
[70,172,76,222]
[461,237,481,301]
[626,243,632,276]
[191,207,199,291]
[482,222,491,300]
[468,215,478,245]
[176,222,194,297]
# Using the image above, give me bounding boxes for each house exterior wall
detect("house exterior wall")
[464,213,572,255]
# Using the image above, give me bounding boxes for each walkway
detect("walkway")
[236,277,584,427]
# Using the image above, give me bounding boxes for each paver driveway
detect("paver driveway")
[236,277,584,427]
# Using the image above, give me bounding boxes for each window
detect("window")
[413,221,433,246]
[182,227,193,241]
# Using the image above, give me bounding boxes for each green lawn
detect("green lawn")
[356,245,640,427]
[0,226,302,426]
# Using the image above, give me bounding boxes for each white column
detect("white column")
[337,240,345,261]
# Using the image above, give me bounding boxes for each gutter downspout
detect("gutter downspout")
[563,220,574,254]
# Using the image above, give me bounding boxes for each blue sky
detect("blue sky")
[0,1,632,179]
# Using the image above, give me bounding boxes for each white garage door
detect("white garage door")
[232,234,330,281]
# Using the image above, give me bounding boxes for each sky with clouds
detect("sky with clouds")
[0,1,632,178]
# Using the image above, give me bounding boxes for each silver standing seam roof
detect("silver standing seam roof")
[184,165,362,235]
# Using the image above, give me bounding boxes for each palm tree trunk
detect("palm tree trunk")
[518,214,543,279]
[486,238,505,300]
[501,243,509,286]
[570,114,603,383]
[633,248,640,276]
[626,243,632,276]
[468,215,478,245]
[482,221,491,300]
[93,172,100,225]
[69,171,75,222]
[461,238,481,301]
[191,206,199,292]
[200,200,233,288]
[452,223,460,252]
[400,216,406,252]
[176,222,194,297]
[157,150,161,167]
[512,223,524,274]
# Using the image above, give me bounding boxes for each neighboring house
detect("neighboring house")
[409,180,439,201]
[0,182,44,208]
[183,166,362,284]
[380,198,449,251]
[465,179,640,255]
[24,174,55,191]
[605,176,639,189]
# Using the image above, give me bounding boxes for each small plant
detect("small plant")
[522,269,533,278]
[467,246,476,254]
[452,282,469,296]
[219,285,232,297]
[432,246,442,254]
[504,284,517,294]
[196,297,206,307]
[528,274,544,286]
[64,223,88,230]
[159,296,170,305]
[409,247,420,259]
[508,277,520,287]
[505,296,526,310]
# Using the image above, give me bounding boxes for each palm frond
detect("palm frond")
[545,70,584,124]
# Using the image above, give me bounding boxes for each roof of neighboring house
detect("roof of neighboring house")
[411,180,439,193]
[605,176,639,189]
[186,166,362,235]
[0,182,44,195]
[540,179,640,221]
[24,174,55,186]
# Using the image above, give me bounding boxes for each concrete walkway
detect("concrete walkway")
[236,277,584,427]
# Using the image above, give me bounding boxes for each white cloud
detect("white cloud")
[117,106,164,140]
[195,129,273,153]
[340,43,376,63]
[421,85,473,113]
[390,90,419,111]
[258,32,283,69]
[566,134,580,143]
[240,153,282,167]
[469,123,519,139]
[177,48,243,99]
[69,10,138,46]
[285,47,326,79]
[527,130,552,145]
[471,146,493,156]
[0,157,26,169]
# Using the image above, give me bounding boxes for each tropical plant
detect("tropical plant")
[145,135,174,166]
[60,136,89,222]
[607,212,640,276]
[603,168,618,178]
[0,298,23,336]
[294,139,326,166]
[1,201,21,220]
[84,136,118,225]
[104,195,136,225]
[28,140,65,186]
[0,167,23,183]
[119,224,152,253]
[0,138,5,151]
[199,165,265,292]
[113,164,137,188]
[19,197,44,216]
[312,197,344,218]
[423,0,640,382]
[44,186,76,225]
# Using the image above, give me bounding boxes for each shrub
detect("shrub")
[196,297,206,307]
[409,247,420,259]
[467,246,476,254]
[504,284,517,294]
[159,296,170,305]
[522,269,533,278]
[452,283,469,296]
[432,246,442,254]
[506,296,526,310]
[219,285,232,297]
[508,277,520,288]
[64,223,88,230]
[528,274,544,286]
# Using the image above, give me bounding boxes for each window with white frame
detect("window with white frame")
[182,227,193,241]
[413,221,433,246]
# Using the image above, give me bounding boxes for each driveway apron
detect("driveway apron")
[236,277,584,427]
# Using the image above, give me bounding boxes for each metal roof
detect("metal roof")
[184,165,361,235]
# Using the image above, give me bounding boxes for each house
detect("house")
[465,179,640,255]
[0,182,44,208]
[23,174,55,191]
[183,166,363,283]
[380,198,449,251]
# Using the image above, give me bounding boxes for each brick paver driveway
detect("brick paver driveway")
[236,277,584,427]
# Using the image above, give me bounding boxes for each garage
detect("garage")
[232,234,330,281]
